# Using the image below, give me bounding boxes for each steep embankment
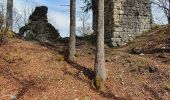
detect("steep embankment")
[0,26,170,100]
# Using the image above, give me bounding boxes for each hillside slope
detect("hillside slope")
[0,26,170,100]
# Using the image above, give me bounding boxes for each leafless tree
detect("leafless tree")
[6,0,13,30]
[168,0,170,33]
[0,1,5,29]
[152,0,170,24]
[77,11,93,36]
[93,0,107,90]
[0,12,4,29]
[13,3,35,32]
[169,0,170,23]
[0,0,5,17]
[69,0,76,61]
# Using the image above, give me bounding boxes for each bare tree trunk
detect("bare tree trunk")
[92,0,98,34]
[169,0,170,24]
[6,0,13,31]
[69,0,76,61]
[82,12,85,35]
[93,0,107,90]
[168,0,170,24]
[0,12,4,29]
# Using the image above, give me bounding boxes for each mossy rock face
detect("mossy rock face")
[93,76,104,90]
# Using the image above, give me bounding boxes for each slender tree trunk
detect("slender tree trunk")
[82,12,85,35]
[92,0,98,34]
[6,0,13,31]
[69,0,76,61]
[168,0,170,34]
[169,0,170,24]
[0,12,4,29]
[93,0,107,90]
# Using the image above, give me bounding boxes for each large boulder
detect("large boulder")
[19,6,60,43]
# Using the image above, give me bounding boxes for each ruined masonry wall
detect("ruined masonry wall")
[104,0,152,47]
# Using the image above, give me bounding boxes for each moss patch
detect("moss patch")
[165,83,170,91]
[93,76,104,90]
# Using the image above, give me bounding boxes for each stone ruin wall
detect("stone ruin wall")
[108,0,152,47]
[93,0,152,47]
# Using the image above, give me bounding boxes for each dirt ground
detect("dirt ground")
[0,26,170,100]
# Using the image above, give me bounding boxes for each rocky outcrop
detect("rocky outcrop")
[19,6,60,43]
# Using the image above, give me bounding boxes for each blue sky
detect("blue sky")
[0,0,168,37]
[13,0,80,37]
[12,0,89,37]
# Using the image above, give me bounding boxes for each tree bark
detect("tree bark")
[169,0,170,24]
[168,0,170,34]
[6,0,13,31]
[69,0,76,61]
[92,0,98,34]
[93,0,107,90]
[0,12,4,29]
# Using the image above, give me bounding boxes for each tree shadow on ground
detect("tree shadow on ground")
[144,48,170,54]
[0,66,44,100]
[66,60,95,80]
[41,42,127,99]
[62,62,127,100]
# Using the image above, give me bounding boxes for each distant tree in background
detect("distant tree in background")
[152,0,170,24]
[82,0,98,35]
[77,11,93,36]
[6,0,13,31]
[168,0,170,33]
[0,11,4,29]
[69,0,76,61]
[93,0,107,90]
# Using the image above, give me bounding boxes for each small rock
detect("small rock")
[162,47,166,49]
[10,95,17,100]
[75,98,79,100]
[147,66,158,73]
[157,53,167,58]
[139,53,145,56]
[132,47,142,54]
[121,82,125,85]
[105,58,111,62]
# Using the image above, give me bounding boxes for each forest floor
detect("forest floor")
[0,26,170,100]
